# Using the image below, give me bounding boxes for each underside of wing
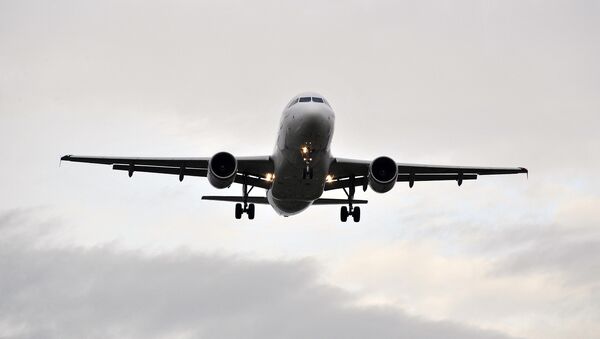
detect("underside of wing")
[395,163,528,176]
[61,155,209,168]
[326,157,527,191]
[61,154,274,189]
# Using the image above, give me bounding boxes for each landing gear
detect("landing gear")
[340,205,361,222]
[301,143,314,180]
[340,206,348,222]
[235,203,243,219]
[352,206,361,222]
[247,203,255,220]
[235,175,256,220]
[302,166,314,179]
[340,178,361,223]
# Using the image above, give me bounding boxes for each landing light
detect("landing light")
[265,173,275,182]
[326,175,333,183]
[301,146,309,154]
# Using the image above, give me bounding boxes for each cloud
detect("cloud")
[0,209,515,339]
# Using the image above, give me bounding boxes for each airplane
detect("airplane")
[61,92,528,222]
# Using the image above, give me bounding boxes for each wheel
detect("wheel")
[235,203,243,219]
[247,203,255,220]
[340,206,348,222]
[353,206,361,222]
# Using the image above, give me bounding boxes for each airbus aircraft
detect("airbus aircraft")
[61,92,528,222]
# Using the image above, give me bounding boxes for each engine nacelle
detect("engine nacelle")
[368,156,398,193]
[208,152,237,189]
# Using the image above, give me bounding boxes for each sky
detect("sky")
[1,0,599,338]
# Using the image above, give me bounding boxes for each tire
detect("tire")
[340,206,348,222]
[247,204,255,220]
[353,206,361,222]
[235,203,243,219]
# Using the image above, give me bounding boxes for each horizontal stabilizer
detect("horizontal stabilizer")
[201,196,367,205]
[202,196,269,204]
[312,198,368,205]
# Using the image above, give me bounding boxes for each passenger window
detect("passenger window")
[312,97,324,103]
[299,97,311,102]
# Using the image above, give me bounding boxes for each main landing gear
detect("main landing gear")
[340,178,361,223]
[235,175,255,220]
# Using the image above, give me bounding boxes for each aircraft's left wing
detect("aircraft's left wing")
[60,155,274,189]
[326,158,527,191]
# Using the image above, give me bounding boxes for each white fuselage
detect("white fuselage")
[267,94,335,216]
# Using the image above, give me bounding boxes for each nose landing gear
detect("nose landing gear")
[302,166,314,180]
[301,144,314,180]
[235,175,255,220]
[340,178,361,222]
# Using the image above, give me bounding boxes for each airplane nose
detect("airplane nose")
[296,109,333,149]
[301,111,328,130]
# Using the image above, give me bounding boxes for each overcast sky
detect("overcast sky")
[1,1,599,338]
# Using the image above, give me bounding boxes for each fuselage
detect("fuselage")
[267,92,335,216]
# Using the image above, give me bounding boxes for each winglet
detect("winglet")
[520,167,529,179]
[59,154,72,167]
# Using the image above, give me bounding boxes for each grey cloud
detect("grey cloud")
[0,209,515,339]
[486,223,600,287]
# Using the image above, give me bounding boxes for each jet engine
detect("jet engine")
[368,156,398,193]
[208,152,237,188]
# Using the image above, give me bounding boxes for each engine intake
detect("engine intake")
[369,156,398,193]
[208,152,237,188]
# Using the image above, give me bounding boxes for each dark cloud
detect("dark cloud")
[0,210,515,339]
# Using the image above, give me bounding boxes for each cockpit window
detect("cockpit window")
[290,96,330,107]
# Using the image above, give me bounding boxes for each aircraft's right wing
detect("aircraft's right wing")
[326,158,527,191]
[61,155,274,189]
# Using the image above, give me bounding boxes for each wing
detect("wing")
[60,155,274,189]
[326,158,527,191]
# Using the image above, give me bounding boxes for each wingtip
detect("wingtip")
[61,155,71,161]
[520,167,529,179]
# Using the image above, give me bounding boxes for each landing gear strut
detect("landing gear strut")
[302,166,313,179]
[340,177,361,223]
[235,175,255,220]
[301,143,313,180]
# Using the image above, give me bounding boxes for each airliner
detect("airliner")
[61,92,527,222]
